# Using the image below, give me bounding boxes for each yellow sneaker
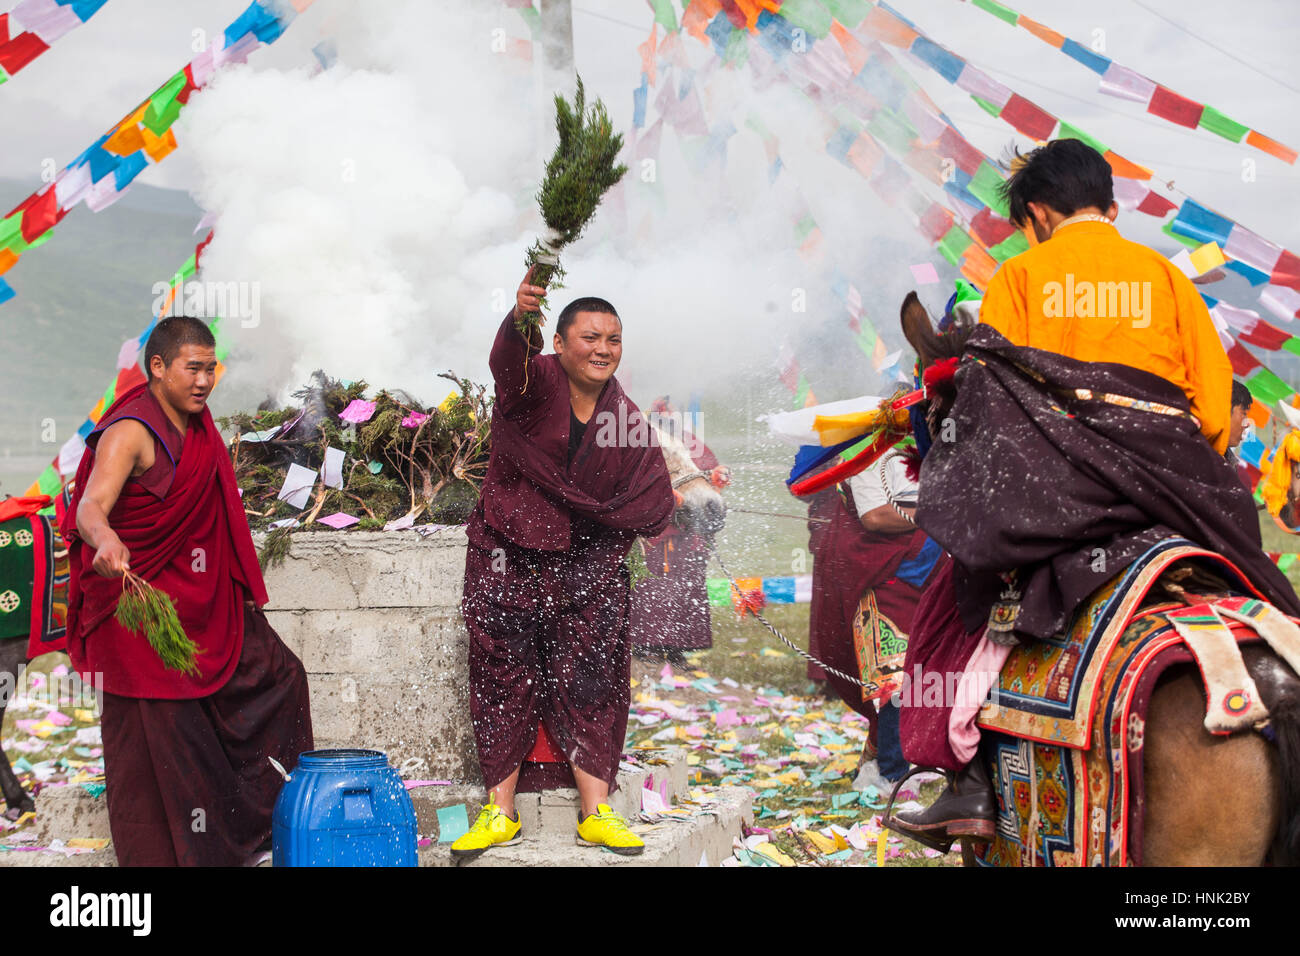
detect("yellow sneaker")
[575,804,645,856]
[450,802,522,861]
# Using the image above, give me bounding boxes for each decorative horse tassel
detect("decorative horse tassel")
[1164,604,1270,735]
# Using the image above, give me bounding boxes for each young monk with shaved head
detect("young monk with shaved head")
[62,316,313,866]
[453,269,674,860]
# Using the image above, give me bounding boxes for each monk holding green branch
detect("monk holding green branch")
[61,315,314,866]
[453,269,674,860]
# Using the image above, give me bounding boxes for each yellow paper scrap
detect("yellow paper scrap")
[804,831,838,854]
[74,709,95,722]
[876,829,888,868]
[754,842,797,867]
[66,838,110,850]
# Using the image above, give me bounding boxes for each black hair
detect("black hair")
[1231,380,1253,410]
[555,297,620,341]
[144,315,216,382]
[1001,138,1114,228]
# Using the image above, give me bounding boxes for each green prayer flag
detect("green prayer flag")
[723,26,748,66]
[36,464,61,498]
[1245,367,1295,405]
[855,324,877,357]
[0,69,8,86]
[829,103,863,133]
[648,0,677,32]
[971,95,1002,117]
[1161,220,1203,250]
[0,214,22,250]
[1279,553,1297,573]
[973,0,1020,25]
[777,0,834,38]
[989,230,1029,261]
[794,373,811,408]
[516,4,540,38]
[27,229,53,249]
[840,435,871,463]
[1282,338,1300,359]
[937,226,972,266]
[1058,121,1108,156]
[178,253,198,281]
[822,0,871,28]
[706,578,733,607]
[866,109,916,155]
[1198,105,1249,144]
[968,160,1009,217]
[794,214,817,242]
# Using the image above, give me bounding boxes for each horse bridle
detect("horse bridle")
[671,469,711,489]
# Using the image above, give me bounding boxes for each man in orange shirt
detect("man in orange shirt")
[890,139,1299,848]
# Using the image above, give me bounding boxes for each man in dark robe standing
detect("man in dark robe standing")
[61,316,313,867]
[454,269,674,860]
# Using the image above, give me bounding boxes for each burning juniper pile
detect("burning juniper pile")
[219,371,491,560]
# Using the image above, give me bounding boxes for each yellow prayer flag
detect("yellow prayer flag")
[1189,241,1226,275]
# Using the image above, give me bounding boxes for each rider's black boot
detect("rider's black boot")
[886,757,996,850]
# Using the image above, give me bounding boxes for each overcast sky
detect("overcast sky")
[2,0,1298,326]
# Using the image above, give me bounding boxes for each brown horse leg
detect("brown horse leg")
[0,641,35,818]
[1143,666,1279,866]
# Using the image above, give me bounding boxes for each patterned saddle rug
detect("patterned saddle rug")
[972,537,1294,866]
[0,505,68,653]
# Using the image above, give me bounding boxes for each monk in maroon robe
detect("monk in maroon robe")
[462,271,674,826]
[61,316,313,866]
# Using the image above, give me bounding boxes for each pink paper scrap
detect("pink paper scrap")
[400,411,429,428]
[317,512,360,529]
[404,780,452,790]
[339,399,377,424]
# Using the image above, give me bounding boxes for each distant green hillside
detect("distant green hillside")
[0,178,202,495]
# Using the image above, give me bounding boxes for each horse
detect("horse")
[0,425,726,827]
[896,291,1300,866]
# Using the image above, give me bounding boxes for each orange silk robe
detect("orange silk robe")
[978,219,1233,453]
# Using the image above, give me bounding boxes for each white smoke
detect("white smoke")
[181,0,925,420]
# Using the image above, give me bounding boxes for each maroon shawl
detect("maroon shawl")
[61,384,267,699]
[468,314,674,554]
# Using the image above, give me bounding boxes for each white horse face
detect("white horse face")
[650,422,726,535]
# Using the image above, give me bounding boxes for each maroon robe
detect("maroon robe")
[806,484,930,721]
[629,437,721,652]
[463,314,674,792]
[61,384,313,865]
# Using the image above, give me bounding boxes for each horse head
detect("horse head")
[899,290,978,441]
[649,421,726,536]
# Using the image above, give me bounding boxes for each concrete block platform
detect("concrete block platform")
[1,750,753,867]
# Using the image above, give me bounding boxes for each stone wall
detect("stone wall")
[259,530,480,785]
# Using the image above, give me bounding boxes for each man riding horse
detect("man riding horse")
[889,138,1300,848]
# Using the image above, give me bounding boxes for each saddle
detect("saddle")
[972,537,1300,866]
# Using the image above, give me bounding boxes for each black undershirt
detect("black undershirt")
[568,406,587,466]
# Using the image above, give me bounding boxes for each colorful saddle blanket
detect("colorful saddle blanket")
[973,538,1271,866]
[0,512,68,650]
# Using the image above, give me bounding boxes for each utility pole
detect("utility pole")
[538,0,575,99]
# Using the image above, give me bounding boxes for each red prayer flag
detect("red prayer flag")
[919,203,954,243]
[1136,190,1177,217]
[20,188,59,243]
[999,94,1056,141]
[1146,86,1203,129]
[1227,342,1261,376]
[970,206,1017,247]
[938,126,983,176]
[718,0,747,29]
[0,13,9,46]
[1239,321,1294,351]
[1271,250,1300,291]
[0,31,49,75]
[176,64,200,105]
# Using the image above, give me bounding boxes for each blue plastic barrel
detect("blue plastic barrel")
[272,749,418,867]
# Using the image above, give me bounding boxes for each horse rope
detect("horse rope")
[707,545,867,688]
